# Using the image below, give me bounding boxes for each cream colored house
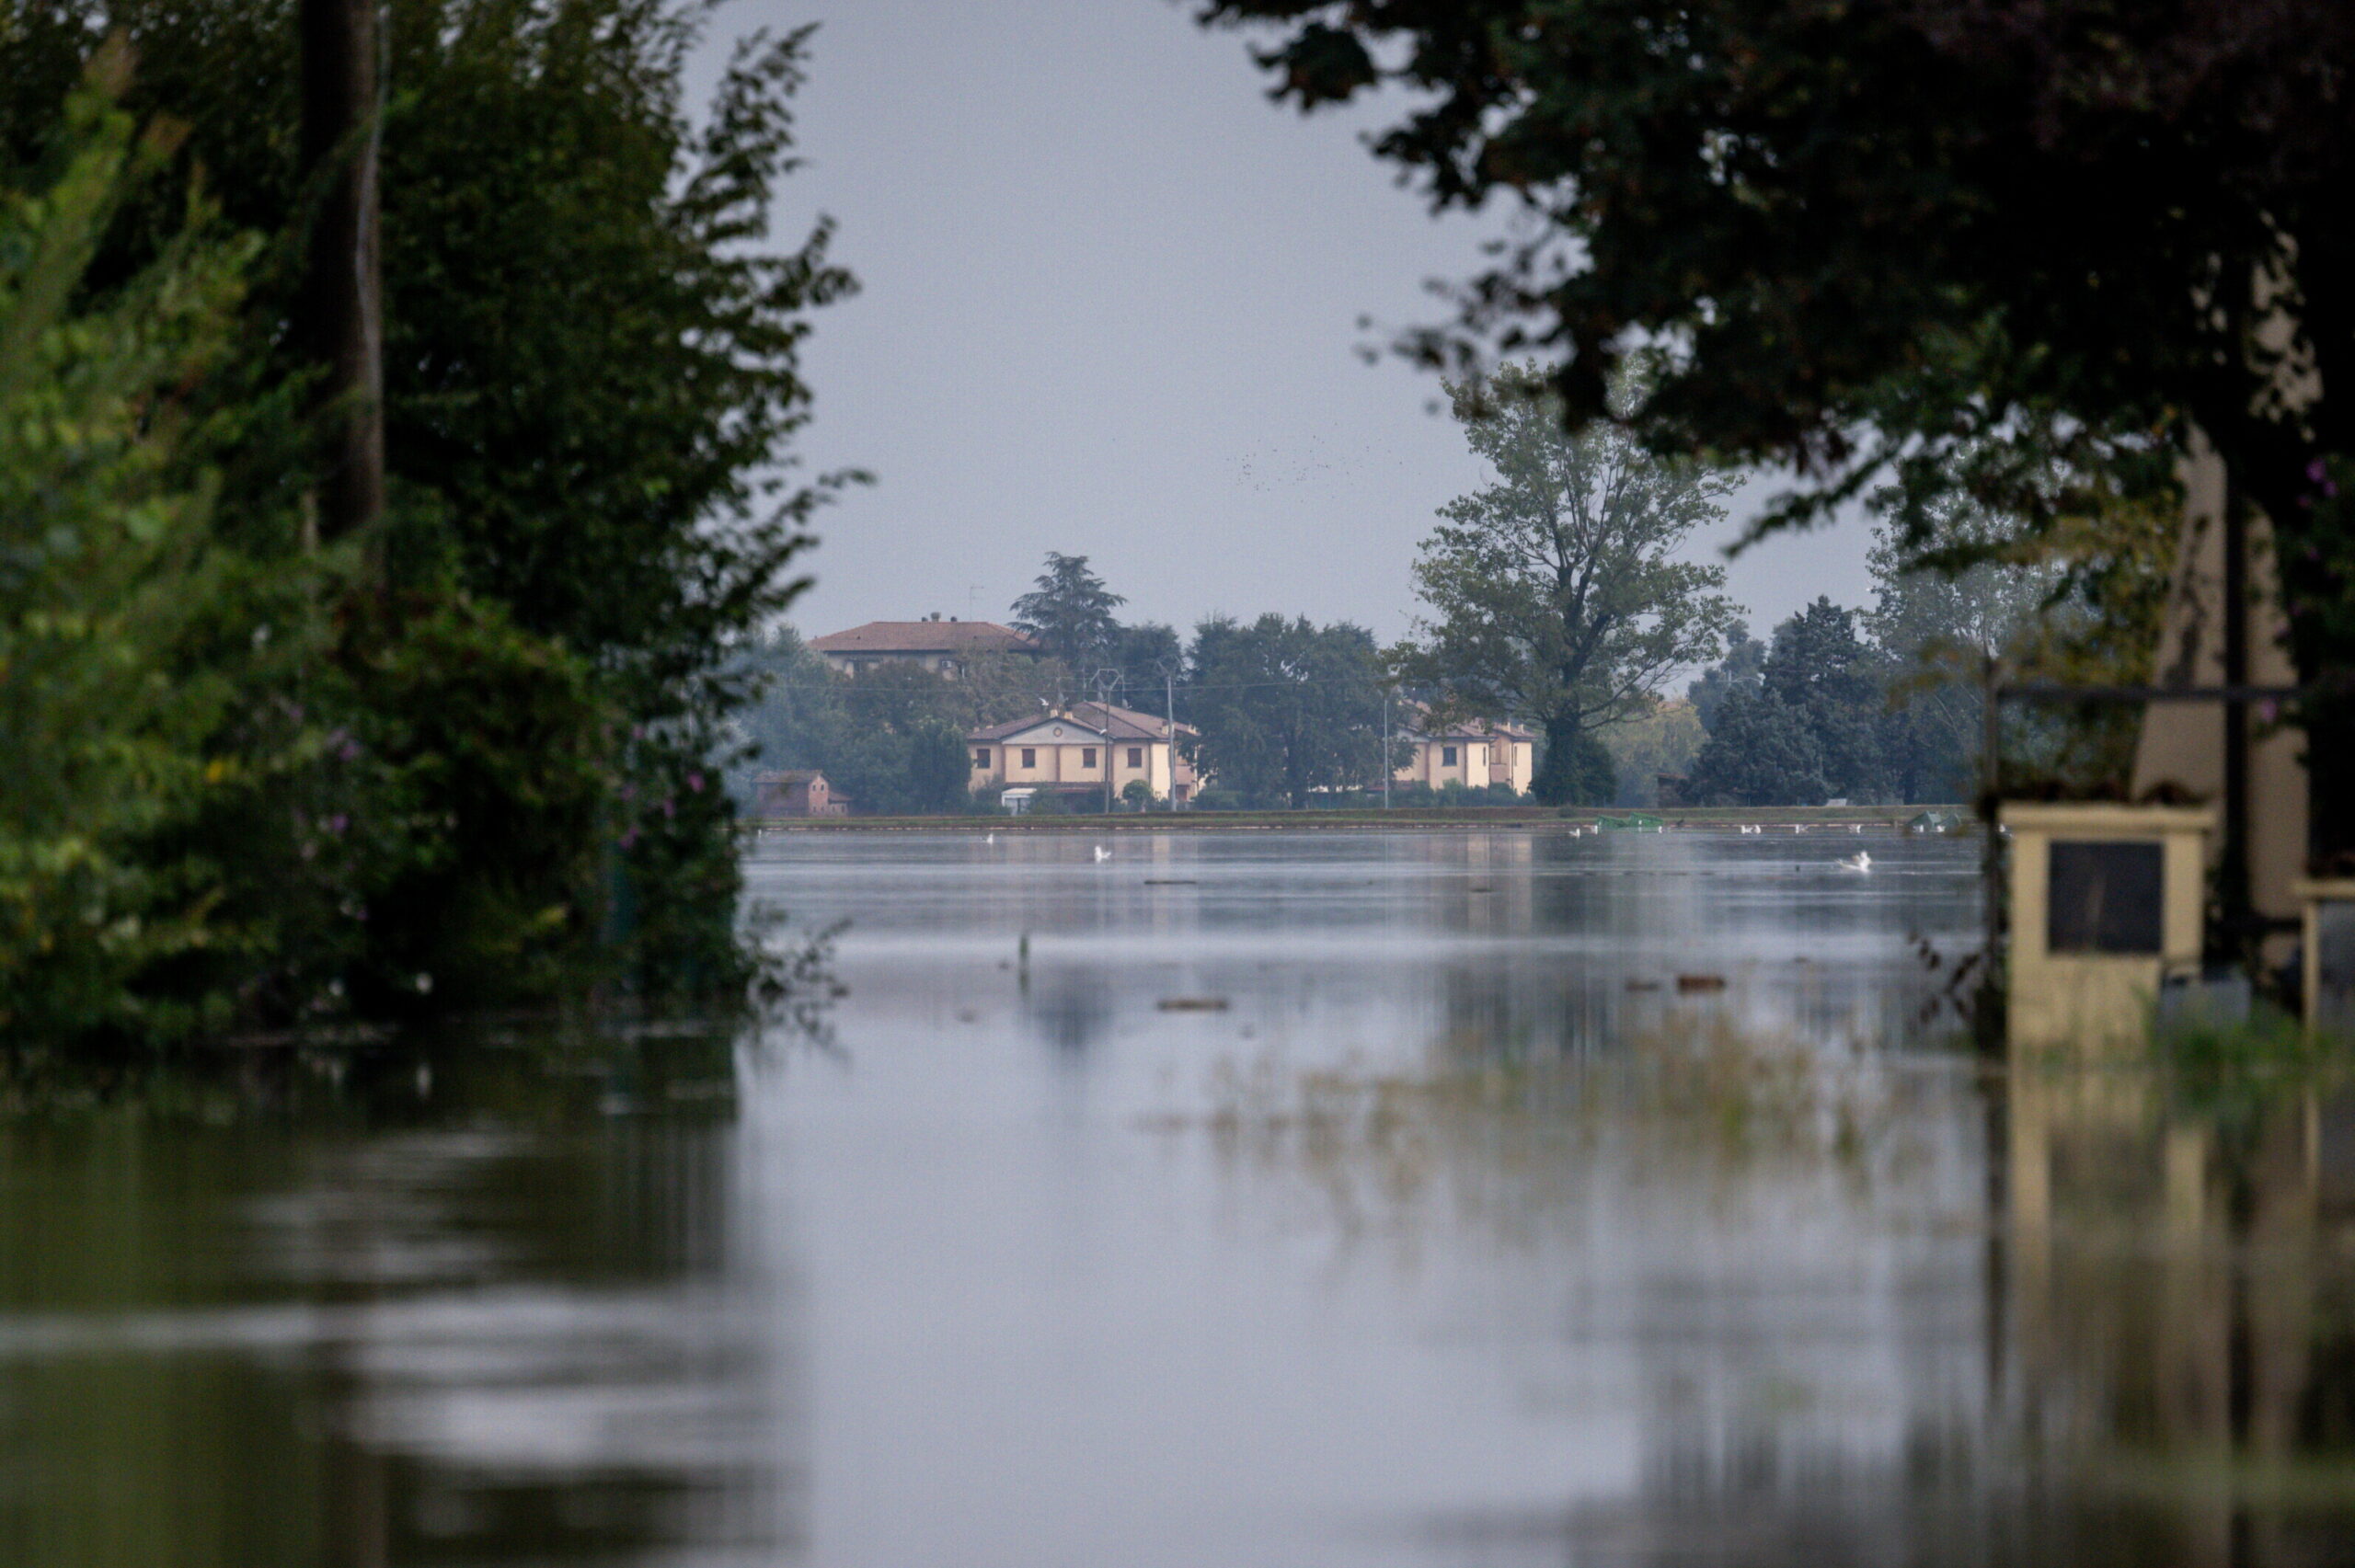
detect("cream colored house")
[1394,715,1536,795]
[810,615,1041,677]
[968,702,1200,806]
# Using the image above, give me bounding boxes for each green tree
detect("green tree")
[1763,599,1887,800]
[1202,0,2355,858]
[0,56,258,1036]
[1010,552,1125,675]
[1396,363,1740,805]
[1188,614,1388,807]
[1683,692,1826,808]
[1686,626,1765,732]
[1688,600,1885,805]
[1867,514,2057,804]
[0,5,856,1020]
[1599,699,1706,808]
[1108,621,1183,717]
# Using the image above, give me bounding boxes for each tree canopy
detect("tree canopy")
[1204,0,2355,850]
[1396,362,1739,804]
[0,5,853,1033]
[1188,614,1389,807]
[1010,552,1126,677]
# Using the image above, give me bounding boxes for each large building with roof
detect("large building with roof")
[967,702,1201,806]
[808,614,1042,677]
[1394,711,1537,794]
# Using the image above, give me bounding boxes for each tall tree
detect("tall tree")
[1396,363,1740,804]
[0,5,856,1025]
[1688,600,1886,806]
[1201,0,2355,862]
[1686,626,1764,733]
[1866,513,2058,804]
[1188,615,1388,807]
[1010,552,1125,677]
[1107,621,1182,716]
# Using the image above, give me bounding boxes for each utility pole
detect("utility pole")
[1093,670,1123,814]
[299,0,386,546]
[1156,657,1181,812]
[1383,687,1393,810]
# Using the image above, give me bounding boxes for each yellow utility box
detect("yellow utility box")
[2292,879,2355,1037]
[2003,803,2213,1051]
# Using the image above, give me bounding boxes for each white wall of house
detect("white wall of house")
[1394,734,1534,794]
[968,721,1183,800]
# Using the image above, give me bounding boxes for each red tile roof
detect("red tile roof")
[809,620,1041,656]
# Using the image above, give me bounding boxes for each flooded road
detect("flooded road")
[6,830,2355,1565]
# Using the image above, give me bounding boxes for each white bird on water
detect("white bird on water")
[1849,822,1864,834]
[1093,844,1111,863]
[985,831,995,844]
[1837,850,1873,873]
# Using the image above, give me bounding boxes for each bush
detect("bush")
[0,68,267,1039]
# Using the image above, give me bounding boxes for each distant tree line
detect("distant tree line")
[743,383,2160,816]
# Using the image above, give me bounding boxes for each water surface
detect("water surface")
[6,830,2353,1566]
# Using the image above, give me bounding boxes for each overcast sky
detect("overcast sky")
[712,0,1877,651]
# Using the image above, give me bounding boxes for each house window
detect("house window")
[1082,747,1097,769]
[972,749,990,767]
[1021,748,1037,769]
[1442,745,1458,766]
[1127,747,1143,769]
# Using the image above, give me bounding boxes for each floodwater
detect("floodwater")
[6,829,2355,1566]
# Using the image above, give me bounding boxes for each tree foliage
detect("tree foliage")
[0,60,258,1036]
[1204,0,2355,852]
[1686,628,1764,734]
[1187,614,1388,807]
[1010,552,1125,676]
[0,6,854,1034]
[1689,600,1884,806]
[1396,362,1739,805]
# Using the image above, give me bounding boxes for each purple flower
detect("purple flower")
[327,814,349,836]
[661,797,676,818]
[339,740,362,762]
[2309,458,2328,483]
[620,828,638,850]
[687,771,705,794]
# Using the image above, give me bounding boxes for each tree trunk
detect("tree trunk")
[1534,709,1611,806]
[299,0,385,544]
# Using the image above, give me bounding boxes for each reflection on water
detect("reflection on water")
[4,830,2354,1565]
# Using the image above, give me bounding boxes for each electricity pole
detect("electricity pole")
[1382,686,1393,810]
[1156,657,1181,812]
[299,0,386,546]
[1093,669,1121,814]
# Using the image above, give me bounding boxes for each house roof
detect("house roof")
[1397,703,1535,742]
[754,769,828,785]
[808,619,1041,657]
[968,701,1198,745]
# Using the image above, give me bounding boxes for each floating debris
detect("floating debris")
[1156,997,1231,1012]
[1676,974,1729,993]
